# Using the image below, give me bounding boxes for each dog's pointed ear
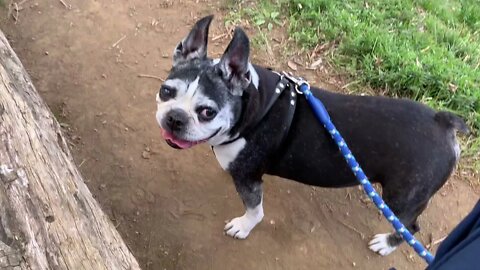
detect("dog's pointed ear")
[217,27,251,95]
[173,15,214,65]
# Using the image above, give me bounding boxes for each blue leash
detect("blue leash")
[282,72,435,265]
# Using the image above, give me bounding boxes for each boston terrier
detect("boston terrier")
[155,15,468,256]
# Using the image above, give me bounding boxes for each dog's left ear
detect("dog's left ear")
[217,27,251,96]
[173,15,214,66]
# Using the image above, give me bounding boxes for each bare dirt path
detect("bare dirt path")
[1,1,478,269]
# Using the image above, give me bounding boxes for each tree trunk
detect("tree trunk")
[0,30,140,270]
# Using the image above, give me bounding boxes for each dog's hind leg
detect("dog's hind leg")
[368,183,431,256]
[224,175,264,239]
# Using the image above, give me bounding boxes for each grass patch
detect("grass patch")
[227,0,480,170]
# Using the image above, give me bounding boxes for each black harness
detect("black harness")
[219,74,297,146]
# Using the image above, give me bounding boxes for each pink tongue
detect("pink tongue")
[161,129,196,149]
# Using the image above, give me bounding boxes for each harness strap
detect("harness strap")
[219,75,297,146]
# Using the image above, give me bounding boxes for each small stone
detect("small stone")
[7,253,21,266]
[101,74,107,79]
[45,51,49,55]
[99,184,106,190]
[352,262,356,267]
[45,215,55,223]
[270,220,275,225]
[0,256,8,267]
[142,151,151,159]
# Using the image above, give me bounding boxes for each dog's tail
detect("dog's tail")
[434,111,470,134]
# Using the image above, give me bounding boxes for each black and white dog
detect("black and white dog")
[155,16,468,256]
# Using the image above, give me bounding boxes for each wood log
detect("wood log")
[0,30,140,269]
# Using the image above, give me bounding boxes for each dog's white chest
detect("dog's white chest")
[212,138,246,170]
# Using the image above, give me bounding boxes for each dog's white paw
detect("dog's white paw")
[369,233,397,256]
[224,212,263,239]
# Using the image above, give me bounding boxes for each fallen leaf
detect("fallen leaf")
[287,60,297,71]
[310,58,323,69]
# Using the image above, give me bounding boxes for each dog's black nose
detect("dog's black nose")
[165,109,188,132]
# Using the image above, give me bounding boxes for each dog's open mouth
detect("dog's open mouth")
[161,129,206,149]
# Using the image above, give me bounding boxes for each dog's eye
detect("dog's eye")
[197,107,217,122]
[159,86,176,101]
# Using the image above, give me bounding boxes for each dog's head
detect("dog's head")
[156,15,257,149]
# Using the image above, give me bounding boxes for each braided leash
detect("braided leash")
[282,71,434,265]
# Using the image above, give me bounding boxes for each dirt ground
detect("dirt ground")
[1,1,478,269]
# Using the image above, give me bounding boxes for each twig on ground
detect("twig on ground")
[12,2,19,22]
[426,235,447,250]
[338,219,365,239]
[112,35,127,48]
[78,159,87,168]
[59,0,71,9]
[17,0,31,5]
[212,33,227,41]
[342,80,360,89]
[137,74,165,81]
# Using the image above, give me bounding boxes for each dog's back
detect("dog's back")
[268,88,464,188]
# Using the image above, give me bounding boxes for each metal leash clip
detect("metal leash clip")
[281,71,310,95]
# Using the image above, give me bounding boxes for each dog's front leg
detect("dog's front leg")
[224,176,264,239]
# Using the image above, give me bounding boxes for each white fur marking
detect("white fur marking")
[453,140,461,160]
[290,100,295,106]
[369,233,397,256]
[248,63,260,89]
[212,138,246,170]
[186,76,199,97]
[163,78,188,93]
[275,88,281,94]
[224,199,264,239]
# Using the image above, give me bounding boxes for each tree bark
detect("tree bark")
[0,30,140,270]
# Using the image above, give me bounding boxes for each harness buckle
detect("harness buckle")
[281,71,310,95]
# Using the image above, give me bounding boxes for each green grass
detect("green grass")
[227,0,480,169]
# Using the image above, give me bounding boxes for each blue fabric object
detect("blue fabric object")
[297,82,435,264]
[426,199,480,270]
